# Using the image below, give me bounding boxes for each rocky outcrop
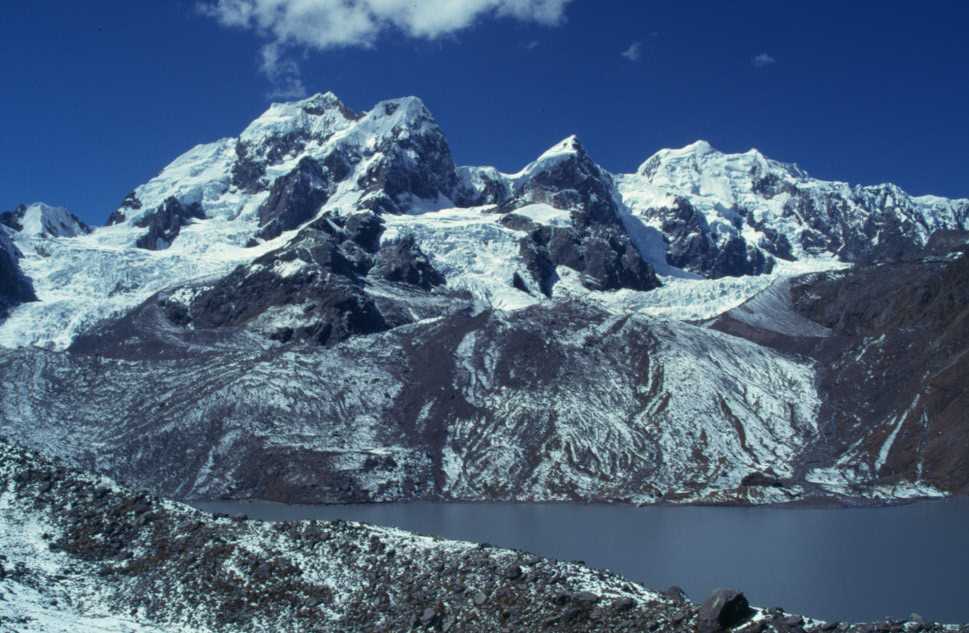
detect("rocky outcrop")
[353,99,459,214]
[697,590,753,633]
[373,234,445,290]
[0,232,36,318]
[508,136,624,229]
[639,197,774,278]
[255,157,334,241]
[129,210,455,346]
[190,212,389,345]
[516,223,660,294]
[134,197,205,250]
[501,137,661,293]
[455,165,513,206]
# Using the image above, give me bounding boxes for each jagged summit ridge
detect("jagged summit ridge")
[620,139,969,276]
[1,91,967,351]
[107,91,453,231]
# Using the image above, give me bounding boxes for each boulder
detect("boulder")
[697,589,753,633]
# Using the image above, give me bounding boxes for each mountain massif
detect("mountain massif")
[1,91,967,509]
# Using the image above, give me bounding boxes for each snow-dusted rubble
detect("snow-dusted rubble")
[0,295,905,506]
[0,438,692,633]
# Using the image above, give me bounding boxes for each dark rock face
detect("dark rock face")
[0,232,36,318]
[791,246,969,493]
[697,590,753,633]
[518,224,660,295]
[373,234,445,290]
[134,197,205,250]
[651,197,774,278]
[516,231,558,296]
[500,139,661,294]
[511,137,624,230]
[230,141,267,193]
[924,229,969,257]
[454,166,513,206]
[343,211,384,252]
[107,191,142,225]
[0,205,26,232]
[780,184,969,264]
[190,212,388,345]
[256,157,334,241]
[143,209,455,346]
[354,102,459,214]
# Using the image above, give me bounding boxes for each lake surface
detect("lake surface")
[191,499,969,623]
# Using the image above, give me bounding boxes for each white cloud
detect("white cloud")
[200,0,573,98]
[621,41,642,62]
[201,0,572,49]
[259,43,307,99]
[752,52,776,68]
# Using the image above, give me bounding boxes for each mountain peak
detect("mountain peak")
[369,96,434,124]
[684,139,715,153]
[240,90,359,145]
[512,135,587,179]
[0,202,90,238]
[540,134,583,159]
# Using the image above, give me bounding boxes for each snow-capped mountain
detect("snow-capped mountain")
[1,202,90,238]
[0,91,967,507]
[618,140,969,277]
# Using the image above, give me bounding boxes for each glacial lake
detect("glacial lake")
[191,498,969,623]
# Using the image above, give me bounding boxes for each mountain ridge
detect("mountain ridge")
[0,91,966,509]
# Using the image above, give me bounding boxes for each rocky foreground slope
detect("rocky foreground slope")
[1,438,965,633]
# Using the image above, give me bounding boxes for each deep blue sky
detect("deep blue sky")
[3,1,968,226]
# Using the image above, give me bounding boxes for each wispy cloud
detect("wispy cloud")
[524,40,541,50]
[752,52,776,68]
[200,0,574,98]
[621,41,642,62]
[259,43,307,99]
